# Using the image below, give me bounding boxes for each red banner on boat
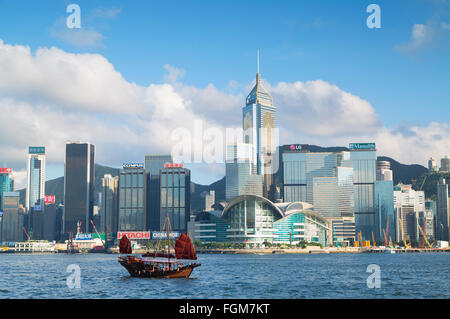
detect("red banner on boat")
[174,233,197,260]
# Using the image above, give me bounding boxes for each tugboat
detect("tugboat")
[118,214,200,278]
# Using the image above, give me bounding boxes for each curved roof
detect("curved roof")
[274,209,329,226]
[221,195,284,220]
[274,202,313,214]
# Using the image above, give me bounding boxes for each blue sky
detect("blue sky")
[0,0,449,186]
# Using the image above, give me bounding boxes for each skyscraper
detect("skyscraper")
[145,154,173,230]
[0,168,14,209]
[204,190,215,212]
[280,145,354,219]
[26,146,46,212]
[375,160,395,242]
[349,143,377,241]
[118,164,148,231]
[242,53,277,196]
[394,184,425,242]
[441,156,450,173]
[160,163,190,231]
[63,142,95,236]
[100,174,119,233]
[436,178,449,241]
[1,192,25,242]
[428,157,437,172]
[145,155,173,176]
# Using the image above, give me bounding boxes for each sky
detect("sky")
[0,0,449,189]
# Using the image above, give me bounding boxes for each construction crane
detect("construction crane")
[417,224,432,248]
[358,230,363,247]
[399,217,410,248]
[90,219,105,247]
[22,226,30,241]
[372,231,376,248]
[383,216,390,246]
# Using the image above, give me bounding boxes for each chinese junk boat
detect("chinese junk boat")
[118,215,200,278]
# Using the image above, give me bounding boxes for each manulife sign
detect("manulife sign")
[29,146,45,154]
[349,143,376,150]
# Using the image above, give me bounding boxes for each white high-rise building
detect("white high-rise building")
[26,146,46,211]
[204,190,215,212]
[428,157,437,172]
[394,184,425,242]
[376,160,393,181]
[441,156,450,172]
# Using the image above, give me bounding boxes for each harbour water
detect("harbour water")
[0,253,448,299]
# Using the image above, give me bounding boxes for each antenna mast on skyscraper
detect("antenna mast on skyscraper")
[257,49,260,74]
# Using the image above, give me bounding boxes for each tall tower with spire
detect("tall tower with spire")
[242,51,277,197]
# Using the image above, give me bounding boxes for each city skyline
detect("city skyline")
[0,0,449,188]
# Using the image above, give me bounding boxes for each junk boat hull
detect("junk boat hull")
[118,256,200,278]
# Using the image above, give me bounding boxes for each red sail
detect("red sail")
[119,235,132,254]
[174,233,197,260]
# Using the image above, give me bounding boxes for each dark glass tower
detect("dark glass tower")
[160,165,190,231]
[145,155,173,231]
[118,166,148,231]
[63,142,95,236]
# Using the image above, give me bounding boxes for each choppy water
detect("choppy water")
[0,253,448,298]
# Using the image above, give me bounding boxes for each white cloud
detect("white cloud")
[396,24,434,54]
[267,80,382,137]
[163,64,185,83]
[0,39,144,113]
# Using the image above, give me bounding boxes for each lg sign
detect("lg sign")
[287,144,308,152]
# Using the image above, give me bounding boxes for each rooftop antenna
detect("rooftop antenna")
[257,49,260,74]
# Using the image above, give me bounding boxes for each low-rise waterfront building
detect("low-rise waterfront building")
[188,195,329,247]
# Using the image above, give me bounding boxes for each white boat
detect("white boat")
[384,247,396,254]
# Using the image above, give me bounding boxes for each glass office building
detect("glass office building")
[160,165,190,231]
[0,168,14,209]
[374,180,395,242]
[145,155,173,176]
[26,146,46,211]
[349,144,377,240]
[436,178,449,241]
[281,147,354,219]
[145,155,172,231]
[63,142,95,236]
[1,192,24,243]
[118,166,148,231]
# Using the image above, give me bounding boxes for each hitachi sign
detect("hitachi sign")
[117,231,151,240]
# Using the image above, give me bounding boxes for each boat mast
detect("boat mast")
[166,213,170,262]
